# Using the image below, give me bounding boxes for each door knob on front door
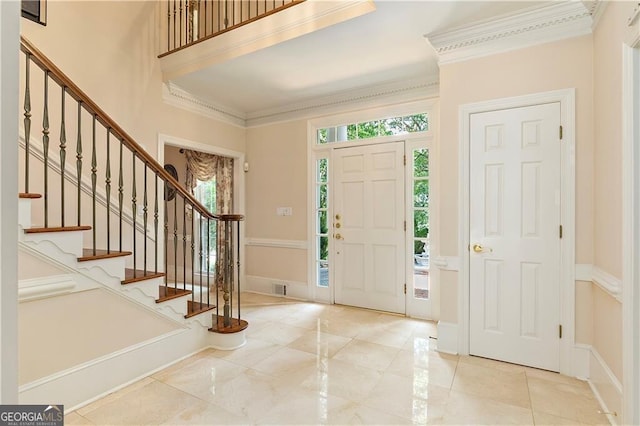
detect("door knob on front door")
[335,233,344,240]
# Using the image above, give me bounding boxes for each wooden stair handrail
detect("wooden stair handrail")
[19,36,230,221]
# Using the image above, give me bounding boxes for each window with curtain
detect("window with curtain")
[184,150,234,286]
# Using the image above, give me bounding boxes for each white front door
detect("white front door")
[333,142,406,314]
[469,103,561,371]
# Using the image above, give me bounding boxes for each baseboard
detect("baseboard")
[245,275,308,300]
[19,326,209,410]
[588,346,623,425]
[436,321,458,354]
[572,343,591,379]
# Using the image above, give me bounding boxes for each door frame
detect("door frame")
[458,89,576,376]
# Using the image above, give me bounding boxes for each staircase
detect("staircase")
[17,36,247,408]
[18,191,213,323]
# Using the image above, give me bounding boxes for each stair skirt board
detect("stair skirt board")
[19,325,247,410]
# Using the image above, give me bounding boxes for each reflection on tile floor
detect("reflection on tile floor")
[66,293,609,425]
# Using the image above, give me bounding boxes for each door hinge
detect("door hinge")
[404,220,406,231]
[403,155,407,166]
[559,225,563,239]
[559,324,563,339]
[404,283,407,294]
[559,125,563,140]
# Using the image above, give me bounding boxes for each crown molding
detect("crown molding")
[163,77,439,128]
[162,82,247,128]
[583,0,607,30]
[425,1,595,65]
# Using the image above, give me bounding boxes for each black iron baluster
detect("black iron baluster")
[204,0,207,37]
[42,71,50,227]
[59,87,67,226]
[191,207,195,304]
[173,0,177,50]
[164,179,168,285]
[118,139,124,252]
[185,0,190,43]
[154,174,159,273]
[91,115,97,254]
[183,198,187,291]
[144,163,148,275]
[173,195,178,291]
[23,53,31,194]
[76,102,82,226]
[132,153,137,276]
[209,217,214,313]
[199,215,203,307]
[105,129,111,253]
[179,0,183,48]
[237,220,241,322]
[218,0,221,32]
[167,0,171,52]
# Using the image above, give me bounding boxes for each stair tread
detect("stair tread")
[19,193,42,199]
[25,225,92,234]
[78,249,132,262]
[185,300,216,319]
[156,286,192,303]
[122,269,165,285]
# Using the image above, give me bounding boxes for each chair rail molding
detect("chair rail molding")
[245,238,307,250]
[592,266,622,302]
[425,1,595,65]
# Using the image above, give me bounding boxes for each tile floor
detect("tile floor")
[66,293,609,425]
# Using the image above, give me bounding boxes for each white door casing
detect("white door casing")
[469,103,561,371]
[333,142,406,314]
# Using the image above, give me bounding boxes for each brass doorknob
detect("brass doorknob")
[335,223,341,228]
[472,244,492,253]
[335,233,344,240]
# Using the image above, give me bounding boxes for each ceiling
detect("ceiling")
[169,1,550,117]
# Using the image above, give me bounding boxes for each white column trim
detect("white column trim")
[458,89,576,376]
[0,0,20,404]
[622,30,640,425]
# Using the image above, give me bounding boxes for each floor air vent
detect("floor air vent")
[273,283,287,296]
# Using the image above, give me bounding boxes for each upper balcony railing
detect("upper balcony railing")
[161,0,305,56]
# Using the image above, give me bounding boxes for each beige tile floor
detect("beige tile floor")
[66,293,609,425]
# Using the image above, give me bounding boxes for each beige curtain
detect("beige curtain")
[184,150,234,288]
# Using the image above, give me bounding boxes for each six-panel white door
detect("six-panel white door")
[469,103,561,371]
[333,142,406,314]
